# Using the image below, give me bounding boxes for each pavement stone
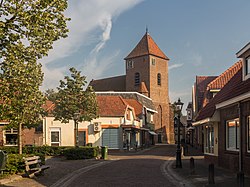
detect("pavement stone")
[169,145,250,187]
[1,144,250,187]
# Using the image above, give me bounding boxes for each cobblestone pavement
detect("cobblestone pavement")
[2,145,178,187]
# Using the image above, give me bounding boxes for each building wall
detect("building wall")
[219,101,250,175]
[125,56,150,92]
[125,55,172,143]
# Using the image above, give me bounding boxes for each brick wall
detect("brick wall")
[219,101,250,175]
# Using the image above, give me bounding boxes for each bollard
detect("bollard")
[237,171,244,187]
[208,163,215,184]
[190,157,195,175]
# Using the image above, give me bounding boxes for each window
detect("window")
[134,72,140,86]
[157,73,161,85]
[51,128,60,146]
[78,131,86,146]
[246,56,250,75]
[226,119,239,151]
[5,129,18,145]
[204,125,214,154]
[127,60,134,69]
[151,58,156,65]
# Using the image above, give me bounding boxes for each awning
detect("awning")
[148,131,157,135]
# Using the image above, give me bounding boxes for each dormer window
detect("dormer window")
[236,42,250,81]
[246,56,250,75]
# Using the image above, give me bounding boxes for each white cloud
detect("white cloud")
[169,63,183,70]
[40,0,144,90]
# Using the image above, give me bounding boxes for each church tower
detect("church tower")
[124,31,174,144]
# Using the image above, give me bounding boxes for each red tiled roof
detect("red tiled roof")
[124,99,143,117]
[138,82,148,94]
[124,32,169,60]
[196,76,217,112]
[42,100,55,115]
[196,64,250,121]
[97,95,127,117]
[89,75,126,92]
[207,60,242,90]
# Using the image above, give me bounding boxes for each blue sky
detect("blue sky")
[41,0,250,110]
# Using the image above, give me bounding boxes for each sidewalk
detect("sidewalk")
[170,145,250,187]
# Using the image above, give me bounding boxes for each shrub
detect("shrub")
[63,147,99,160]
[4,154,25,175]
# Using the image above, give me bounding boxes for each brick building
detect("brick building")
[90,31,174,144]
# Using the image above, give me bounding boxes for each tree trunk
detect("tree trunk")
[18,123,22,154]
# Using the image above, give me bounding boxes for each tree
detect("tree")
[0,0,70,154]
[0,0,69,62]
[53,67,98,147]
[0,60,44,154]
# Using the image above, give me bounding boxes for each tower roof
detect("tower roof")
[124,32,169,60]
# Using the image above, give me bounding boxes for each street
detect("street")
[4,145,182,187]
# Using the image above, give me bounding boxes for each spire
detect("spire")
[124,32,169,60]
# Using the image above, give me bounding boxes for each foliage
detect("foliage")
[53,67,98,123]
[4,154,25,175]
[0,0,70,154]
[63,147,99,160]
[0,0,70,61]
[44,88,58,102]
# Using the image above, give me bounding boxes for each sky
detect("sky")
[41,0,250,111]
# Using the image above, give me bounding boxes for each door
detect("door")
[78,131,86,146]
[102,128,119,149]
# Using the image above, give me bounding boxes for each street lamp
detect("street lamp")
[74,112,80,147]
[175,98,184,168]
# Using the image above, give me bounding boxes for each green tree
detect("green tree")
[53,67,98,147]
[44,88,57,102]
[0,0,70,154]
[0,60,44,154]
[0,0,69,61]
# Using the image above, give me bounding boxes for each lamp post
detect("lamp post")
[74,112,80,147]
[175,98,184,168]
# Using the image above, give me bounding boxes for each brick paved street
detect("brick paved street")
[3,145,178,187]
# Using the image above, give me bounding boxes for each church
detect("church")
[90,31,174,144]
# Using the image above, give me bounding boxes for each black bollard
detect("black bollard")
[190,157,195,175]
[208,164,215,184]
[237,171,244,187]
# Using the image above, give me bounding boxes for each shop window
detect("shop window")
[226,119,239,151]
[204,125,214,154]
[134,72,140,86]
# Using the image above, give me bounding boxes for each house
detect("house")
[89,31,174,144]
[42,94,156,150]
[191,61,242,152]
[191,42,250,175]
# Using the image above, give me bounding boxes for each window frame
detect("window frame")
[204,124,214,154]
[151,58,156,65]
[226,118,239,151]
[246,56,250,75]
[127,60,134,69]
[50,128,61,146]
[4,128,18,146]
